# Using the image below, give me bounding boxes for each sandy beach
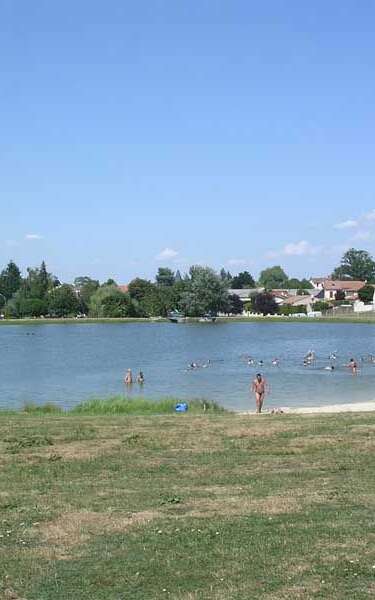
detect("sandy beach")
[240,400,375,415]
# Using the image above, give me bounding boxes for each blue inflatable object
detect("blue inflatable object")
[175,402,188,413]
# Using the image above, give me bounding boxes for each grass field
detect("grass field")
[1,409,374,599]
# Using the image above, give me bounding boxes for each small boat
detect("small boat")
[167,311,186,324]
[198,313,217,323]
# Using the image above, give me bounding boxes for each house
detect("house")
[321,280,365,301]
[310,277,328,289]
[310,277,365,300]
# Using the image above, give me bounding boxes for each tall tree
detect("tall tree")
[226,294,243,315]
[155,267,175,287]
[259,266,288,289]
[48,284,80,317]
[332,248,375,282]
[230,271,256,289]
[127,278,153,303]
[220,268,232,283]
[74,276,100,312]
[180,266,228,316]
[89,285,139,317]
[0,261,22,300]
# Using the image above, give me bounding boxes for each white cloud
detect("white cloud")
[25,233,43,240]
[155,247,179,261]
[226,258,247,267]
[364,209,375,222]
[283,240,320,256]
[265,241,321,260]
[334,220,358,230]
[351,230,371,242]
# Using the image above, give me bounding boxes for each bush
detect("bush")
[279,305,307,316]
[358,284,375,303]
[313,301,331,312]
[252,293,278,315]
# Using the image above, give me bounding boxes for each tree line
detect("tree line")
[0,248,374,318]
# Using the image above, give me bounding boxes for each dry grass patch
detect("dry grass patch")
[185,488,304,517]
[32,509,159,558]
[30,439,121,461]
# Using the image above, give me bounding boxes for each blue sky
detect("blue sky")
[1,0,375,283]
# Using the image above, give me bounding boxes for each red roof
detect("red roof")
[322,280,365,292]
[118,284,129,293]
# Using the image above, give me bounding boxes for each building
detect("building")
[310,279,366,301]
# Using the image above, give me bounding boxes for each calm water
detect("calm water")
[1,322,375,411]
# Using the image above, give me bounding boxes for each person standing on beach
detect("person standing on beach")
[252,373,268,414]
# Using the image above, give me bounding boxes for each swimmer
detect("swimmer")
[258,360,264,366]
[137,370,144,384]
[324,365,335,371]
[329,352,337,361]
[346,358,358,375]
[272,358,280,366]
[305,350,315,363]
[251,373,268,414]
[124,369,133,385]
[248,358,255,366]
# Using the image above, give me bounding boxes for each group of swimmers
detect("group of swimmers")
[124,369,144,385]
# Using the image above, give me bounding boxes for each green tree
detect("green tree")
[142,285,176,317]
[0,260,22,300]
[89,285,139,317]
[15,297,47,317]
[332,248,375,282]
[155,268,175,287]
[313,301,331,312]
[286,278,312,290]
[252,292,279,315]
[128,278,153,303]
[101,290,138,318]
[104,278,117,286]
[180,266,228,316]
[358,284,375,303]
[259,266,288,289]
[74,276,100,313]
[226,294,243,315]
[220,268,232,283]
[48,284,80,317]
[230,271,255,289]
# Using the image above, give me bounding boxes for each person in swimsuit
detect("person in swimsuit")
[346,358,358,375]
[252,373,267,414]
[124,369,133,385]
[137,370,144,384]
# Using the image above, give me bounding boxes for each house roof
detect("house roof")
[322,280,365,292]
[283,295,314,307]
[229,288,263,300]
[118,284,129,293]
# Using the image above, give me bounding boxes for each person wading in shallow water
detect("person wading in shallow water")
[252,373,268,414]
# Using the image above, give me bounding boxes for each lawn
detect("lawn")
[0,410,374,599]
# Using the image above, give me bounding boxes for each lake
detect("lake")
[1,322,375,411]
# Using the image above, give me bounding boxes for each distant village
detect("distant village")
[1,248,375,319]
[231,277,375,318]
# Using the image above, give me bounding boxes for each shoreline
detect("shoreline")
[239,400,375,415]
[1,315,375,326]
